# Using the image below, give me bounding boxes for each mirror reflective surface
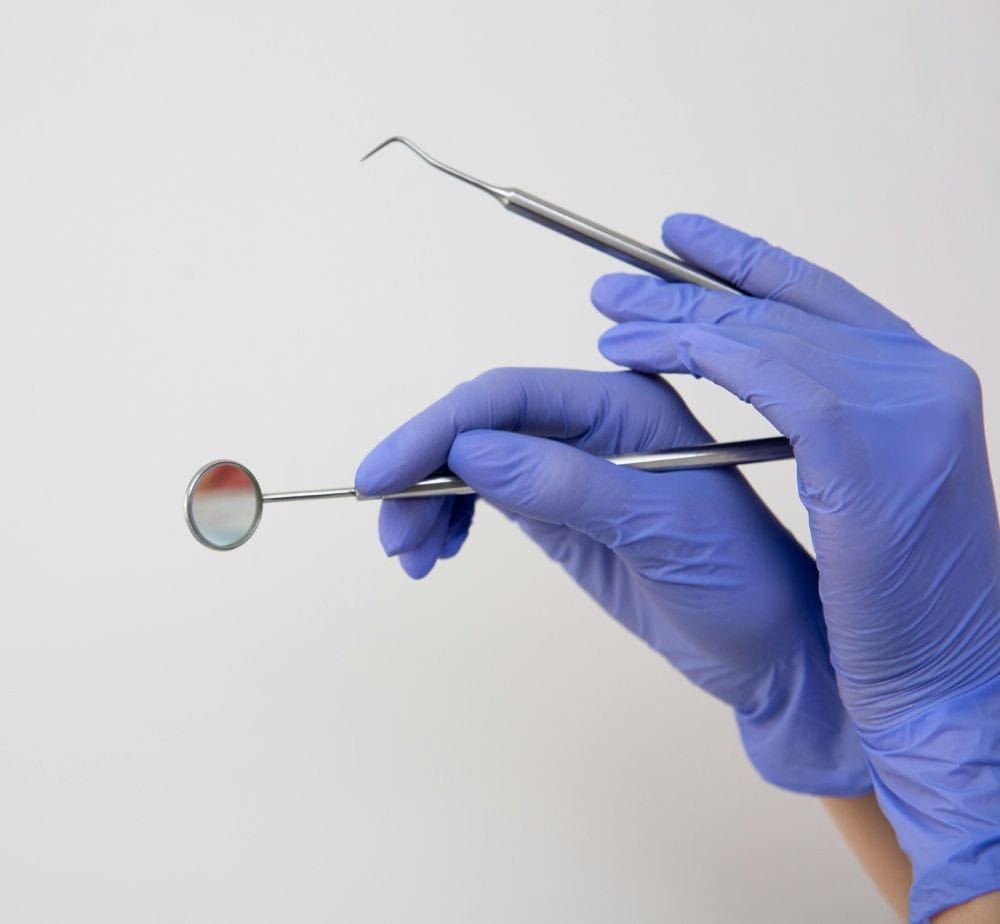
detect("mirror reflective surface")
[185,460,262,550]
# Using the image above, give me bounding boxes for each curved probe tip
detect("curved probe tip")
[360,135,411,163]
[358,135,509,202]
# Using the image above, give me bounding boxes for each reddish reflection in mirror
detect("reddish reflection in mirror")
[188,462,260,549]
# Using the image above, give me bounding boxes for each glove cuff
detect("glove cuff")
[734,639,872,796]
[861,672,1000,923]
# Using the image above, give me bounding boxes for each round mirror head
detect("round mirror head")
[185,460,263,551]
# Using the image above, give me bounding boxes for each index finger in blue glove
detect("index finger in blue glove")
[660,213,910,333]
[355,368,706,498]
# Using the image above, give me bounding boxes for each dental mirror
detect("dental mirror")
[185,461,264,550]
[183,437,794,551]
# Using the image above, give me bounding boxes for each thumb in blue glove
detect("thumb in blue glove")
[356,368,870,796]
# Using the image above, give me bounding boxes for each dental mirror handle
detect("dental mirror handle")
[374,436,791,499]
[261,437,793,504]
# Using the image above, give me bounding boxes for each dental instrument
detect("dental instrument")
[361,136,745,294]
[185,437,793,550]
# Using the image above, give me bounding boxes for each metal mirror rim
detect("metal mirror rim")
[184,459,263,551]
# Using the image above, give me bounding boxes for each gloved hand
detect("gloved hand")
[593,214,1000,922]
[356,368,870,796]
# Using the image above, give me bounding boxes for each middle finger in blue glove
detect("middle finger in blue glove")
[378,496,449,556]
[355,369,710,499]
[396,495,480,579]
[397,497,455,579]
[379,494,476,575]
[591,274,900,359]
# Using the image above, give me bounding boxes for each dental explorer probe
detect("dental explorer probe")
[361,136,745,295]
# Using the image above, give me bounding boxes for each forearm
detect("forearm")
[821,793,1000,922]
[821,792,911,921]
[934,891,1000,922]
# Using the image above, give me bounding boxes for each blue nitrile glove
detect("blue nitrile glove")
[594,214,1000,922]
[356,368,870,796]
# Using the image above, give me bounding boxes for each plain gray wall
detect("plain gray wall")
[1,1,997,921]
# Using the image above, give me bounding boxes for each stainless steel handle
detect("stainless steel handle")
[369,436,792,500]
[505,189,743,294]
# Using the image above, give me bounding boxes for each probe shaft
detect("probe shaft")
[361,136,743,294]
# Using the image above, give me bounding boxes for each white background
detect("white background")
[1,1,997,920]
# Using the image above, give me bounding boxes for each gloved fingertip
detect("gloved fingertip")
[439,528,468,560]
[439,495,475,559]
[399,549,437,579]
[379,530,408,558]
[354,449,393,498]
[597,332,625,366]
[660,212,710,247]
[379,529,407,558]
[591,273,674,321]
[377,498,446,556]
[394,497,456,578]
[597,324,674,374]
[590,273,641,312]
[597,324,632,355]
